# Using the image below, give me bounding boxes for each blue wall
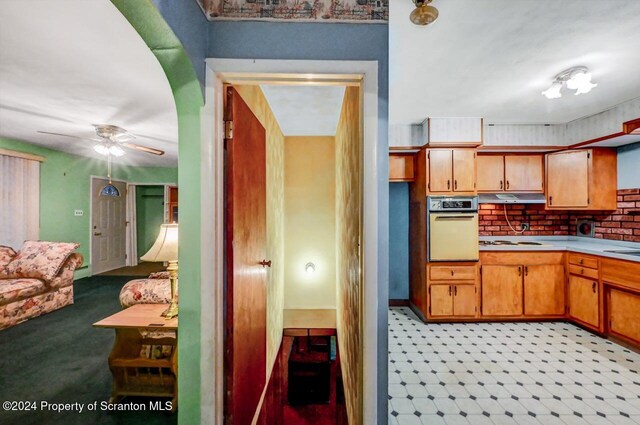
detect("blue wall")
[618,142,640,189]
[389,183,409,299]
[207,21,389,424]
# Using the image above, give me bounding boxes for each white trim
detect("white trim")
[201,59,379,425]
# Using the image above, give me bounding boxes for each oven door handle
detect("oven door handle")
[434,215,476,220]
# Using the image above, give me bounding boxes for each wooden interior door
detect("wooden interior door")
[477,155,504,191]
[91,178,127,274]
[481,265,523,316]
[428,150,453,192]
[523,265,565,315]
[452,149,476,192]
[225,87,268,425]
[568,275,599,328]
[429,285,453,316]
[504,155,543,192]
[453,284,476,317]
[546,150,589,207]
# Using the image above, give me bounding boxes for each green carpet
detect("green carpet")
[0,276,177,425]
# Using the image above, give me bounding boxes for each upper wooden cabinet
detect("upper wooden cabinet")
[389,153,415,182]
[427,148,477,194]
[425,117,483,146]
[545,148,617,210]
[477,154,543,192]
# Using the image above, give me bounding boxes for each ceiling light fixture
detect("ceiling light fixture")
[305,262,316,274]
[542,66,597,99]
[410,0,439,26]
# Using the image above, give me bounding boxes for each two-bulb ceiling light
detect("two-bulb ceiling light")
[94,141,125,157]
[542,66,598,99]
[410,0,439,26]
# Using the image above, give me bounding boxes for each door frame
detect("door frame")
[201,59,380,425]
[89,175,128,276]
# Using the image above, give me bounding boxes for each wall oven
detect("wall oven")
[428,196,479,262]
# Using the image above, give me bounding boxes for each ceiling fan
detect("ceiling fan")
[37,124,165,157]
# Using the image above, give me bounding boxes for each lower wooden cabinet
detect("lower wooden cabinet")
[481,265,523,316]
[568,275,599,329]
[609,289,640,345]
[429,284,477,317]
[524,265,565,316]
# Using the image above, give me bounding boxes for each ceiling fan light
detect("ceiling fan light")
[542,82,562,99]
[410,1,438,25]
[94,144,109,156]
[109,144,125,157]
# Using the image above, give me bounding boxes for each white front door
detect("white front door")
[91,178,127,274]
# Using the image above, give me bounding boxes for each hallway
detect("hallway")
[388,307,640,425]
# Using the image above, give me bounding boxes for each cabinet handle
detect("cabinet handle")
[525,266,528,276]
[549,196,553,205]
[449,286,452,296]
[592,282,597,293]
[500,180,503,190]
[451,270,454,276]
[454,286,458,296]
[518,266,522,277]
[259,259,272,268]
[579,259,584,265]
[506,180,510,190]
[454,180,458,190]
[447,180,451,190]
[581,268,584,274]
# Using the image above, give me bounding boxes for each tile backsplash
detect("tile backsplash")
[479,189,640,242]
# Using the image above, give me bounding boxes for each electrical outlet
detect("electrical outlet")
[521,223,530,231]
[74,209,84,217]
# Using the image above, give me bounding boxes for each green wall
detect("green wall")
[0,137,177,277]
[136,185,166,257]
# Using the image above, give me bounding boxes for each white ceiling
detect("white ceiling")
[390,0,640,125]
[260,85,346,136]
[0,0,178,167]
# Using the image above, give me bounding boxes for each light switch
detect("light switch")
[74,209,84,216]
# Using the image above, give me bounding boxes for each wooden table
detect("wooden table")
[93,304,178,410]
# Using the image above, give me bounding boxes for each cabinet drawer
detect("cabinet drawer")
[569,264,598,279]
[430,266,476,281]
[568,254,598,269]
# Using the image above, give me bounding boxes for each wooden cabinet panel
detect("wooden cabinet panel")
[389,154,415,182]
[430,265,476,281]
[601,258,640,292]
[609,289,640,345]
[454,285,476,317]
[504,155,543,192]
[546,150,589,208]
[428,150,453,192]
[453,150,476,192]
[523,265,565,316]
[568,275,599,328]
[430,285,453,316]
[568,264,598,280]
[568,254,599,270]
[477,155,504,191]
[481,265,523,316]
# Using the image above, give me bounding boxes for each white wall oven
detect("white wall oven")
[428,196,479,261]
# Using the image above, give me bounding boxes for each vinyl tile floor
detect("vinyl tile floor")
[388,307,640,425]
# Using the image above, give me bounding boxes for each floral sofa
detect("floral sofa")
[119,271,173,308]
[0,241,83,330]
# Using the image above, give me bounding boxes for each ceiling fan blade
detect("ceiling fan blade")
[122,142,165,156]
[36,131,102,143]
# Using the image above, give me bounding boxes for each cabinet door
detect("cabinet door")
[477,155,504,192]
[389,154,415,182]
[428,150,453,192]
[481,265,523,316]
[430,285,453,316]
[453,149,476,192]
[609,289,640,345]
[524,265,565,316]
[568,275,599,328]
[546,150,589,207]
[453,285,477,317]
[505,155,543,192]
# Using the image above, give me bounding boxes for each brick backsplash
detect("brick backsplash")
[479,189,640,242]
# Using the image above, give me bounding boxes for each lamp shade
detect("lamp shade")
[140,223,178,262]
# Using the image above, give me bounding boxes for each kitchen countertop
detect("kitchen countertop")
[479,236,640,263]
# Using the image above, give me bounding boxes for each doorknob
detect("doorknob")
[94,232,102,236]
[259,260,272,268]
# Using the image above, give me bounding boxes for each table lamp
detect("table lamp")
[141,223,179,319]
